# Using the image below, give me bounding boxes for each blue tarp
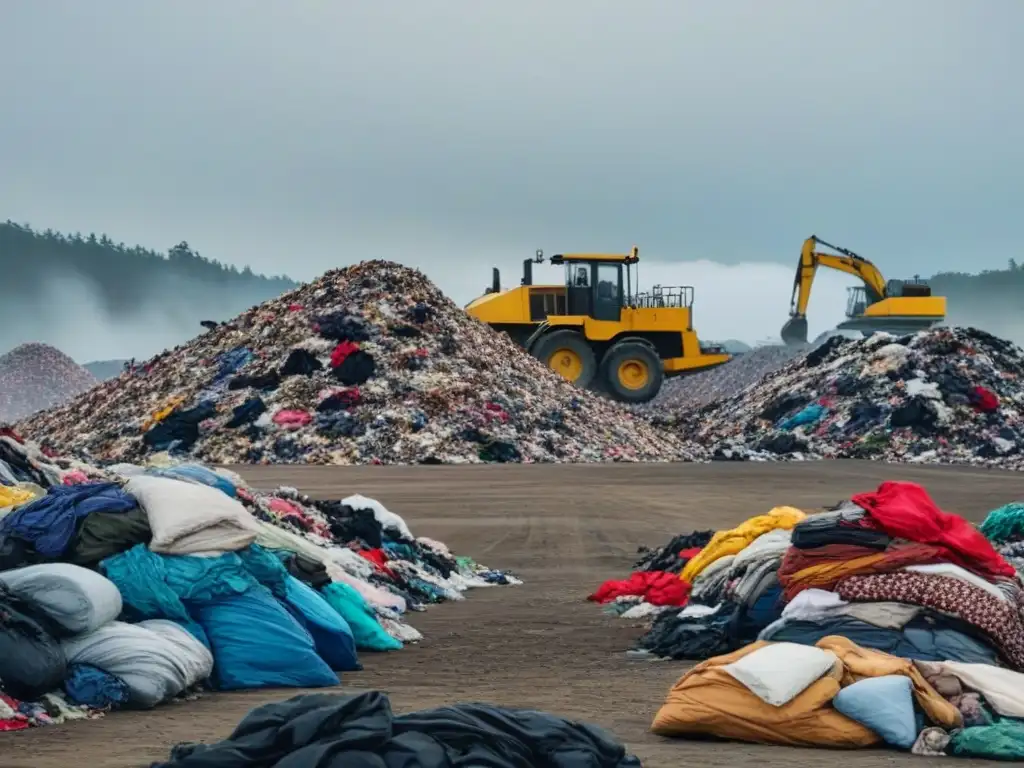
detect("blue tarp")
[321,582,402,652]
[194,587,338,690]
[282,576,359,670]
[0,482,137,557]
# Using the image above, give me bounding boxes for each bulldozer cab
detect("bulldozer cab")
[549,248,638,322]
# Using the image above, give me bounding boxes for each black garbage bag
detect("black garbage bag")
[0,585,67,700]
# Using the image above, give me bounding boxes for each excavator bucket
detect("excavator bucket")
[780,316,809,346]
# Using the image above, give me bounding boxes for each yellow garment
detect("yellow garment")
[680,506,806,583]
[650,636,961,748]
[142,396,185,432]
[0,484,38,509]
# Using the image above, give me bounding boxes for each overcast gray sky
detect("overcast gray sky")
[1,0,1021,345]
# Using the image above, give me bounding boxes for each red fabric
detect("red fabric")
[330,341,360,368]
[853,481,1015,579]
[0,427,24,443]
[288,303,303,312]
[359,548,396,578]
[587,571,692,606]
[272,410,312,428]
[678,547,702,560]
[970,386,999,412]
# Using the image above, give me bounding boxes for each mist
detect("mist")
[0,268,285,363]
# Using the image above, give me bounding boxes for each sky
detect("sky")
[1,0,1021,350]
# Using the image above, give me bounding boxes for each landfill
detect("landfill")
[19,261,696,465]
[633,344,805,413]
[149,691,641,767]
[657,327,1024,469]
[0,430,517,731]
[590,479,1024,758]
[0,343,98,423]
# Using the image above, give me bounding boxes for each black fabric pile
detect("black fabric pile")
[150,691,641,768]
[0,584,68,701]
[633,530,714,573]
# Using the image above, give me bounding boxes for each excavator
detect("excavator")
[780,236,947,346]
[464,247,731,403]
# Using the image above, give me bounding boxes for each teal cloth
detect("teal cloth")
[321,582,401,651]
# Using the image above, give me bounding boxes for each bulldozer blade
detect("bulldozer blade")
[780,317,809,346]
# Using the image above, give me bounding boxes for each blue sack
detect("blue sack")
[194,586,338,690]
[147,464,237,498]
[321,582,402,652]
[282,576,360,671]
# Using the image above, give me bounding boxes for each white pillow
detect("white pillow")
[723,642,839,706]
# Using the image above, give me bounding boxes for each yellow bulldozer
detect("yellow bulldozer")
[780,236,948,346]
[465,247,731,403]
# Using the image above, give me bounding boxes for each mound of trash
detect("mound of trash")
[22,261,694,465]
[0,343,97,422]
[635,344,805,414]
[591,482,1024,759]
[0,432,517,730]
[663,328,1024,469]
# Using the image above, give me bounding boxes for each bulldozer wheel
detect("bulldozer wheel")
[531,330,597,388]
[601,340,664,403]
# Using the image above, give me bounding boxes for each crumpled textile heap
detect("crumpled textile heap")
[19,261,700,465]
[151,691,642,768]
[649,635,960,748]
[852,481,1015,580]
[0,431,521,729]
[633,530,714,573]
[658,327,1024,469]
[837,572,1024,669]
[588,571,691,606]
[680,506,805,583]
[0,343,97,422]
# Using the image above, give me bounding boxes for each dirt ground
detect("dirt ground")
[7,460,1020,767]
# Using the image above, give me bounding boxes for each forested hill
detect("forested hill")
[0,221,298,361]
[930,261,1024,343]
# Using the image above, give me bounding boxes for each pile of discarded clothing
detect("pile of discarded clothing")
[659,327,1024,469]
[633,344,805,414]
[19,261,697,465]
[0,343,97,422]
[593,481,1024,676]
[0,433,516,731]
[651,635,1024,759]
[150,691,641,767]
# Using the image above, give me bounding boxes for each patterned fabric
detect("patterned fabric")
[836,572,1024,669]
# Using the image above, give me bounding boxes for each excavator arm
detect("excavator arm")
[780,236,888,345]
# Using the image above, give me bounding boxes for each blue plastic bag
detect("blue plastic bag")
[282,576,359,671]
[194,586,338,690]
